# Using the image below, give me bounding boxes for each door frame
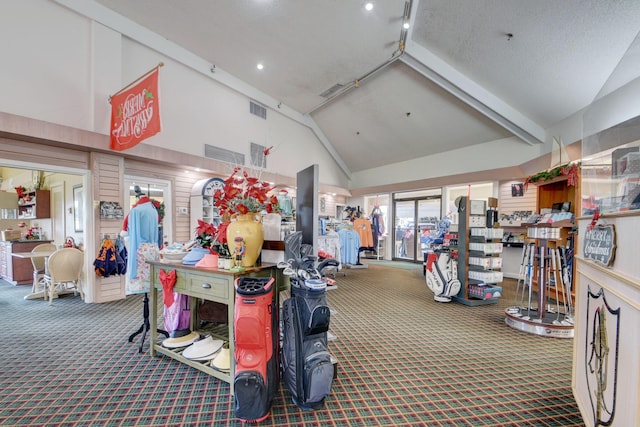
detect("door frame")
[123,175,173,245]
[392,194,442,263]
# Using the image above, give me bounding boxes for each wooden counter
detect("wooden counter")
[0,240,54,285]
[148,261,278,395]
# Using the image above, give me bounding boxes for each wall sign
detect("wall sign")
[583,224,616,266]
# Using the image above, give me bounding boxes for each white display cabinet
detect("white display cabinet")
[190,177,225,237]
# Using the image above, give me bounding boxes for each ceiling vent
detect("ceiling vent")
[204,144,245,165]
[250,142,268,169]
[249,101,267,119]
[319,83,344,98]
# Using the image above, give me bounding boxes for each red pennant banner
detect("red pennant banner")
[110,67,161,151]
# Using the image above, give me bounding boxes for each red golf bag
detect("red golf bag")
[233,276,279,423]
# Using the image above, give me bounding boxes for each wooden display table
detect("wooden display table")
[148,261,277,395]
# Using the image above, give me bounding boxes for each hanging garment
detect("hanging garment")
[338,228,360,265]
[94,239,120,278]
[353,217,374,248]
[160,269,177,307]
[164,293,191,336]
[115,236,128,275]
[126,199,159,280]
[125,199,160,295]
[125,242,159,294]
[370,211,385,249]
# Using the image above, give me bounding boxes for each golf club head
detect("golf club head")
[284,231,303,263]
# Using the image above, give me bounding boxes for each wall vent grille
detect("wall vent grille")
[204,144,245,165]
[319,83,344,98]
[249,101,267,119]
[250,142,267,169]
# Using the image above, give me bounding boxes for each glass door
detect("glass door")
[393,200,415,260]
[416,198,443,261]
[393,191,442,262]
[123,176,172,247]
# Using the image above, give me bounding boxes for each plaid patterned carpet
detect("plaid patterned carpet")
[0,263,583,426]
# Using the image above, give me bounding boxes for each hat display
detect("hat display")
[170,328,193,338]
[161,331,200,349]
[211,342,230,372]
[182,247,210,265]
[182,336,224,360]
[195,253,219,269]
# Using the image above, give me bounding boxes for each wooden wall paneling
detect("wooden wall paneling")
[0,137,90,170]
[92,153,126,303]
[175,172,207,242]
[125,159,214,243]
[498,179,537,218]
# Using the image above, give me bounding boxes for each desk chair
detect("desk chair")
[43,248,84,306]
[30,243,57,296]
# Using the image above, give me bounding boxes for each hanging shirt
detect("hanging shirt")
[127,200,159,279]
[338,228,360,265]
[277,192,293,216]
[353,217,374,248]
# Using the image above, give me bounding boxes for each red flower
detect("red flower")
[194,219,229,250]
[213,167,280,217]
[196,219,216,237]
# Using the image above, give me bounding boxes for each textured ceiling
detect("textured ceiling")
[86,0,640,174]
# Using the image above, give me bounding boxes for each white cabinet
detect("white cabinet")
[190,178,225,235]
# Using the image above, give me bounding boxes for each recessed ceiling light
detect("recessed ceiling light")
[403,22,410,30]
[365,3,373,11]
[257,63,264,70]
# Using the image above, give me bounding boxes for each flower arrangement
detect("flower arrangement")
[24,226,40,240]
[214,167,279,217]
[194,219,230,256]
[14,186,27,199]
[151,199,165,222]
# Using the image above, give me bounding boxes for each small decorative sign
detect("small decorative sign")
[583,224,616,266]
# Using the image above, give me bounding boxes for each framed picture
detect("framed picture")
[73,185,84,232]
[512,183,524,197]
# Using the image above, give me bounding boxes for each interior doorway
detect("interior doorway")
[392,190,442,263]
[0,163,86,248]
[123,176,173,246]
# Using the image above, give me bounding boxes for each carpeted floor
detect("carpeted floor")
[0,264,584,426]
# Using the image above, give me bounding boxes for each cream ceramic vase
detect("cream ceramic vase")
[226,213,264,267]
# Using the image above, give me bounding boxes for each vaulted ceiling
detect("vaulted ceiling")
[64,0,640,177]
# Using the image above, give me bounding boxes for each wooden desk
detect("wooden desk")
[148,261,277,395]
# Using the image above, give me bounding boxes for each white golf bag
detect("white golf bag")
[425,251,461,303]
